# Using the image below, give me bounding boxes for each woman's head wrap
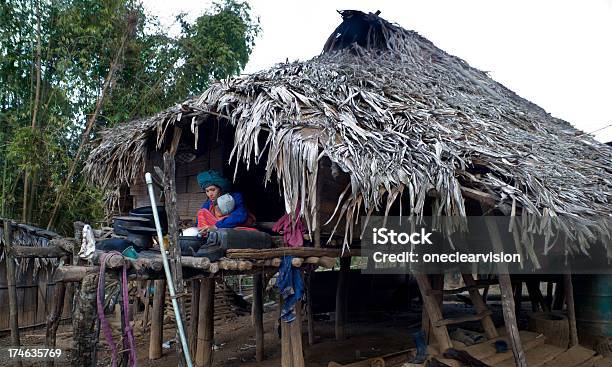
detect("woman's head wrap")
[197,170,231,192]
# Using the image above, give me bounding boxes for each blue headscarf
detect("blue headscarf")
[197,170,231,192]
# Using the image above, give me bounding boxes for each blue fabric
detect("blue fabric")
[276,256,304,323]
[197,192,248,228]
[197,170,231,192]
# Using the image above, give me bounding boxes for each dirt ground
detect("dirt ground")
[0,306,427,367]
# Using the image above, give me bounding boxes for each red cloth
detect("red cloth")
[197,207,256,231]
[273,206,305,247]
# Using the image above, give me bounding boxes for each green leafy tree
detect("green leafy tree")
[0,0,260,234]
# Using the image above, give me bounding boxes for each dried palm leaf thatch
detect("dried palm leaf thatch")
[86,10,612,254]
[0,218,60,277]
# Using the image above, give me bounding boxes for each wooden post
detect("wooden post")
[305,268,315,346]
[163,147,188,366]
[564,273,579,347]
[253,272,265,362]
[3,220,22,367]
[335,257,350,340]
[290,300,305,367]
[483,215,527,367]
[71,273,98,367]
[414,273,453,351]
[462,273,498,339]
[314,172,321,248]
[149,279,166,360]
[45,278,66,367]
[196,278,214,367]
[142,280,151,332]
[189,279,201,359]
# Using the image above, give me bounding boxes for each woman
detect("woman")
[195,170,253,232]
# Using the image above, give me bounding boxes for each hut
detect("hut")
[0,219,72,333]
[44,9,612,367]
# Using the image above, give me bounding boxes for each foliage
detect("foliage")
[0,0,260,234]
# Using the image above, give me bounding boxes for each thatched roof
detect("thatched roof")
[0,218,60,276]
[86,10,612,253]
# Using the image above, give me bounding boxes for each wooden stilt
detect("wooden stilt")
[142,280,151,332]
[335,257,350,340]
[526,280,550,312]
[189,279,201,359]
[45,279,66,367]
[414,273,453,351]
[514,281,523,316]
[3,220,21,367]
[483,215,527,367]
[253,272,265,362]
[553,279,565,310]
[546,281,554,309]
[564,273,579,347]
[280,309,292,367]
[462,273,498,339]
[196,278,214,367]
[306,268,315,346]
[290,300,305,367]
[71,273,98,367]
[149,279,166,360]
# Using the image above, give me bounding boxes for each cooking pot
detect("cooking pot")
[129,206,168,234]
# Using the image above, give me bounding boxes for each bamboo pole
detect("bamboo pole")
[253,272,265,362]
[196,278,214,367]
[335,257,350,340]
[564,273,579,347]
[149,279,166,360]
[4,220,22,367]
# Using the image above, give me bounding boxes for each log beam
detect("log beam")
[149,279,166,360]
[10,245,67,258]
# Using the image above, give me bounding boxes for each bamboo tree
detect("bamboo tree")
[46,16,134,230]
[22,0,42,223]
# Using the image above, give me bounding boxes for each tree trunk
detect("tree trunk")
[45,279,66,367]
[162,142,188,366]
[71,273,98,367]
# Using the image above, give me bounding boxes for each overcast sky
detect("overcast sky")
[144,0,612,143]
